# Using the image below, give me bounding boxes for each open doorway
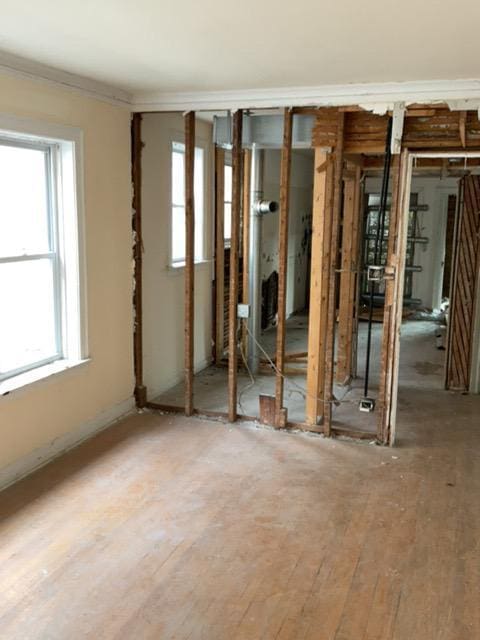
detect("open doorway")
[386,154,480,442]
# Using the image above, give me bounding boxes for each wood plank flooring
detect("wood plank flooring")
[1,386,479,639]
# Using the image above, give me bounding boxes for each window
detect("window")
[224,163,232,246]
[0,122,84,389]
[171,141,205,266]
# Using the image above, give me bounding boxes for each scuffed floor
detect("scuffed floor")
[1,367,479,638]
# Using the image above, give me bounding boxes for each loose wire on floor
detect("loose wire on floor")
[242,322,359,407]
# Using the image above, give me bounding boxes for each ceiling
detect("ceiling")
[0,0,479,99]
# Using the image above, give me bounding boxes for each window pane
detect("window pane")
[194,147,204,261]
[224,165,232,202]
[224,203,232,241]
[172,150,185,206]
[171,205,185,263]
[171,144,204,265]
[0,259,59,375]
[0,143,50,258]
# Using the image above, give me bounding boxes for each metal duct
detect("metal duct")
[213,113,315,149]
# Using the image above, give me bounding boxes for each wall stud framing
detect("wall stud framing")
[377,150,412,444]
[228,110,243,422]
[184,111,195,417]
[131,113,147,408]
[322,111,345,436]
[336,164,362,385]
[274,108,293,427]
[305,149,335,425]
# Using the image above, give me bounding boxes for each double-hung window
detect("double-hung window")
[0,123,84,388]
[170,141,205,267]
[224,163,232,246]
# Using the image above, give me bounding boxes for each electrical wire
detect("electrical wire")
[238,335,256,414]
[242,321,359,406]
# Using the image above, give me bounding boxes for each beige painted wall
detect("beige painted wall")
[0,73,134,479]
[141,113,214,398]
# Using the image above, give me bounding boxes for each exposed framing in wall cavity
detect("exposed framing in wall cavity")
[132,104,480,445]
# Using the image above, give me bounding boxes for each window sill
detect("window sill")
[0,358,90,397]
[167,259,211,275]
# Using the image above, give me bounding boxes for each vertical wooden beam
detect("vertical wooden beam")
[274,108,293,427]
[378,150,412,444]
[459,111,467,148]
[323,111,345,436]
[335,166,360,385]
[228,110,243,422]
[242,148,252,355]
[184,111,195,417]
[131,113,146,408]
[305,149,334,425]
[350,167,363,379]
[214,146,225,364]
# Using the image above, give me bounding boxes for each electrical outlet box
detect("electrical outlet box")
[237,303,250,319]
[359,398,376,412]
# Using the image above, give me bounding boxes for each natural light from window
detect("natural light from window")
[171,141,204,266]
[0,125,84,388]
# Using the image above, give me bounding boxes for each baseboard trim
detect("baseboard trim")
[0,396,135,492]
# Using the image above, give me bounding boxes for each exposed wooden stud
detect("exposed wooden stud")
[391,102,406,154]
[214,146,225,364]
[131,113,147,408]
[305,149,334,425]
[323,111,345,436]
[459,111,467,148]
[274,108,293,428]
[377,150,412,445]
[184,111,195,417]
[228,110,243,422]
[351,169,364,379]
[336,165,361,385]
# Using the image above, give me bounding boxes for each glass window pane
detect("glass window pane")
[0,143,50,258]
[0,259,59,375]
[172,150,185,206]
[194,147,204,262]
[224,164,232,202]
[171,205,185,263]
[171,144,204,265]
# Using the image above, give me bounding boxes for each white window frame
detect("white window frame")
[0,114,87,395]
[169,139,207,269]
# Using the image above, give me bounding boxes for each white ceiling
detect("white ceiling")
[0,0,479,97]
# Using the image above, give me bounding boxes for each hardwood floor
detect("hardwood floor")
[1,387,479,639]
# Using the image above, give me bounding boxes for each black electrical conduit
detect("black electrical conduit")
[362,116,393,403]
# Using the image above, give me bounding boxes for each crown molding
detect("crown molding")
[0,50,133,107]
[133,79,480,112]
[1,52,480,115]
